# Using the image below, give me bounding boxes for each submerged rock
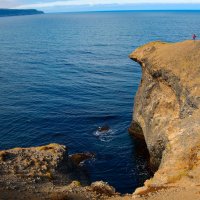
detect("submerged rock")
[129,40,200,190]
[97,125,110,133]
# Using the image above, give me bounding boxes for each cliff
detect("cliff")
[0,41,199,200]
[129,40,200,193]
[0,9,44,17]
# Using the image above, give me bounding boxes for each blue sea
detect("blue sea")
[0,11,199,193]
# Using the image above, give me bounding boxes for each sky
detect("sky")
[1,0,200,12]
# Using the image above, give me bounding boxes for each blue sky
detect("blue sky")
[1,0,200,12]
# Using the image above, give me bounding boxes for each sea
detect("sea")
[0,11,199,193]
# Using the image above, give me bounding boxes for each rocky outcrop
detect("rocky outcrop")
[0,143,116,200]
[129,40,200,191]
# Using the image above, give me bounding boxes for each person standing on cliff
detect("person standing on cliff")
[192,34,197,40]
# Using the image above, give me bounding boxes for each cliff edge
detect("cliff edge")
[129,40,200,193]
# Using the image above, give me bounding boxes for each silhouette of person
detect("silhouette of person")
[192,34,197,40]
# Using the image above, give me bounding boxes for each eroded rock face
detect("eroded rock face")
[129,41,200,187]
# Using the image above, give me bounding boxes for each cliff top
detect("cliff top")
[130,40,200,97]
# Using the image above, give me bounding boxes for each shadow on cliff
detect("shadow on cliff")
[129,134,154,188]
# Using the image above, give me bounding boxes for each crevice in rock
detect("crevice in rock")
[128,121,144,140]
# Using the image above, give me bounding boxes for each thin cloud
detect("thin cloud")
[14,0,200,9]
[0,0,20,8]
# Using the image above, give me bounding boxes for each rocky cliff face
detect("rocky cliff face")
[129,40,200,190]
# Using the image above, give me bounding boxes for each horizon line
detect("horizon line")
[49,9,200,13]
[2,8,200,13]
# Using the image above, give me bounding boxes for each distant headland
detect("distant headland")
[0,9,44,17]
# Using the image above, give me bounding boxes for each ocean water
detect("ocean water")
[0,11,200,193]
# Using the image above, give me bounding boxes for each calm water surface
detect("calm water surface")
[0,11,199,193]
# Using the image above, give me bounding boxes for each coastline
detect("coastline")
[0,40,199,199]
[0,9,44,17]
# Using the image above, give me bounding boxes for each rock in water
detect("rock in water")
[97,125,110,133]
[70,152,95,165]
[129,40,200,189]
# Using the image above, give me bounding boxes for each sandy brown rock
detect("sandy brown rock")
[0,143,107,200]
[109,185,200,200]
[129,40,200,191]
[0,143,67,179]
[48,181,119,200]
